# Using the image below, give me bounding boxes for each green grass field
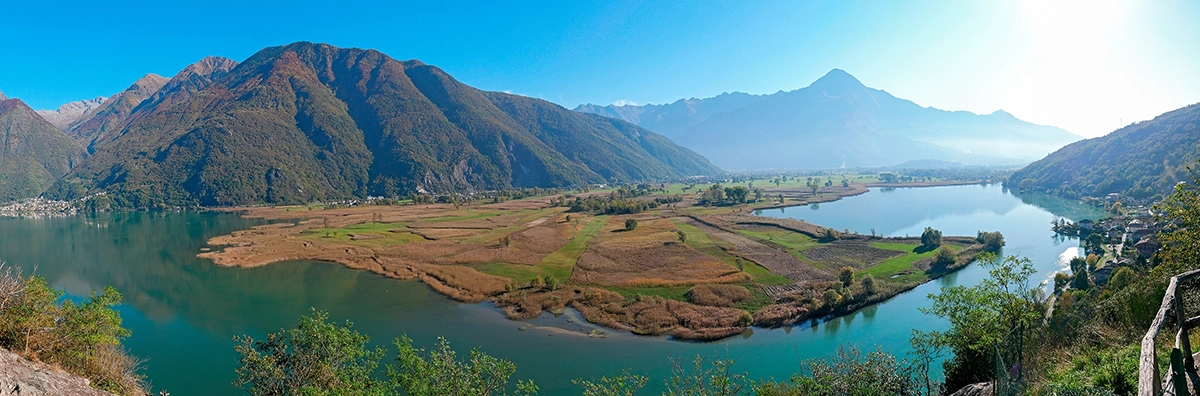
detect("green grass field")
[860,242,958,283]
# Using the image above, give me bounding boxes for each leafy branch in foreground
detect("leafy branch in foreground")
[912,253,1045,393]
[0,263,144,395]
[233,309,537,396]
[664,355,749,396]
[391,336,538,396]
[573,370,648,396]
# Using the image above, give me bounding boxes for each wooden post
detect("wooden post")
[1176,282,1195,371]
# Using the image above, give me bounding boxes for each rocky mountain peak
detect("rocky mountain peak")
[179,56,239,78]
[35,96,108,130]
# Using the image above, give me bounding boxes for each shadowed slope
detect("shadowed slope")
[0,98,86,201]
[1010,102,1200,199]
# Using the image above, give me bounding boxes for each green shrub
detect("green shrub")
[934,247,956,268]
[233,309,388,395]
[860,275,876,295]
[0,266,143,395]
[755,345,919,396]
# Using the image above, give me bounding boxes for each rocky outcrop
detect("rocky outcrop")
[35,97,107,130]
[0,347,114,396]
[949,382,993,396]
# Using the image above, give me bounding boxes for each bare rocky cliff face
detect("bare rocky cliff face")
[0,347,114,396]
[35,97,108,130]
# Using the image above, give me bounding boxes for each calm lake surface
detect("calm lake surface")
[0,184,1104,394]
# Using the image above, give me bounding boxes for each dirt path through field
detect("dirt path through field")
[678,217,833,286]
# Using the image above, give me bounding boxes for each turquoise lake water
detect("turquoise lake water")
[0,184,1104,394]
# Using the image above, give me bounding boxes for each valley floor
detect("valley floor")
[200,180,985,340]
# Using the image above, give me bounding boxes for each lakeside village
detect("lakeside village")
[0,197,78,218]
[1051,194,1166,287]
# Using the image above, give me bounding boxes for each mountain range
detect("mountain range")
[30,42,717,207]
[1009,102,1200,200]
[576,69,1082,170]
[0,94,86,201]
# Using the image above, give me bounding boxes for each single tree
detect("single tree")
[624,219,638,231]
[839,267,855,287]
[920,227,943,248]
[912,254,1044,391]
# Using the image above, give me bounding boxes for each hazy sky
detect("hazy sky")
[2,0,1196,138]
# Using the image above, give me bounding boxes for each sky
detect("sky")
[1,0,1197,138]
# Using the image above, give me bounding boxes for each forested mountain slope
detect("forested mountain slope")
[1009,102,1200,200]
[0,98,86,201]
[48,42,720,207]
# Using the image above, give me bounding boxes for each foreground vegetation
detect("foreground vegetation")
[0,264,144,395]
[233,309,923,396]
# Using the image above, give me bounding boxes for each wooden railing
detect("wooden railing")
[1139,268,1200,396]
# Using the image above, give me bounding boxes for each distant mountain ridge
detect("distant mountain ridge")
[47,42,719,207]
[35,97,107,130]
[576,69,1081,170]
[575,92,765,138]
[67,73,169,152]
[1009,102,1200,200]
[0,97,86,201]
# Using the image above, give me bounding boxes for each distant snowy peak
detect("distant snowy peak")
[35,96,108,130]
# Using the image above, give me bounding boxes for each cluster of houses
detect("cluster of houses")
[0,197,78,218]
[1076,206,1165,286]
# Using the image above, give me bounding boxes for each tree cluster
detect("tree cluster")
[698,184,757,206]
[976,231,1005,253]
[567,196,660,215]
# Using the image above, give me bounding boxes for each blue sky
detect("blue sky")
[1,0,1197,137]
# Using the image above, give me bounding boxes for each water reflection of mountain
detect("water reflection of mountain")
[758,185,1104,236]
[1010,191,1107,222]
[765,185,1022,235]
[0,212,422,335]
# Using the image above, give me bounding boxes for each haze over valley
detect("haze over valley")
[577,69,1082,170]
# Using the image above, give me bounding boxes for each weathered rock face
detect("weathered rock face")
[949,381,994,396]
[35,97,107,130]
[0,347,114,396]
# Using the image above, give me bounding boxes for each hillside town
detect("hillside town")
[1052,204,1165,287]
